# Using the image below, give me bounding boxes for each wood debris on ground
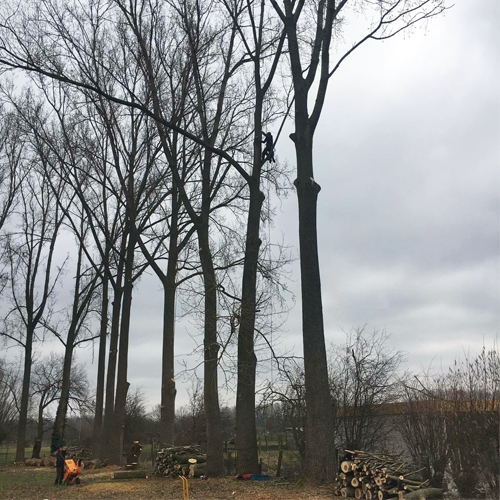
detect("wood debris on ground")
[153,445,207,478]
[333,450,443,499]
[66,445,93,460]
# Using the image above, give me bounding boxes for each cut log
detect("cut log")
[354,487,363,499]
[388,475,429,487]
[401,488,443,500]
[351,477,360,488]
[114,470,147,480]
[341,461,354,473]
[188,464,207,478]
[341,486,355,498]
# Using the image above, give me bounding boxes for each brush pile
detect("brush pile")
[154,445,207,478]
[333,450,437,499]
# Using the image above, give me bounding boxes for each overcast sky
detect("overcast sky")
[5,0,499,412]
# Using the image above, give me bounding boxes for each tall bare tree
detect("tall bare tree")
[267,0,448,480]
[1,153,66,461]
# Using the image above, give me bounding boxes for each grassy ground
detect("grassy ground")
[0,465,337,500]
[0,446,53,466]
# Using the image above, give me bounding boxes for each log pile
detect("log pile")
[66,445,92,460]
[24,457,56,467]
[153,445,207,478]
[333,450,435,500]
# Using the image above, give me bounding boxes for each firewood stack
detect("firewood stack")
[153,445,207,478]
[65,445,92,460]
[333,450,430,500]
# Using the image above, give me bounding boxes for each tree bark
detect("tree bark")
[15,328,33,462]
[198,224,224,476]
[93,275,108,458]
[161,280,177,446]
[51,341,74,447]
[101,270,124,459]
[293,118,334,482]
[110,231,135,464]
[32,398,45,458]
[235,179,263,475]
[160,191,179,446]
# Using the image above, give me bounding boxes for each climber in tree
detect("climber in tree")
[262,131,275,164]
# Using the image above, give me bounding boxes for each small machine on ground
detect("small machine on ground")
[63,459,83,485]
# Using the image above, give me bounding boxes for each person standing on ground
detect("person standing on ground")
[54,447,65,485]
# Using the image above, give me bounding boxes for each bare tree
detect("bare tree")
[265,0,448,481]
[1,146,66,461]
[30,354,90,456]
[30,354,62,457]
[329,326,403,452]
[265,360,307,461]
[6,88,102,452]
[217,0,289,475]
[0,103,25,300]
[445,346,499,498]
[396,373,449,488]
[0,357,20,445]
[398,346,499,497]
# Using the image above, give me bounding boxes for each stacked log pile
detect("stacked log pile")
[66,445,92,460]
[334,450,434,500]
[153,445,207,478]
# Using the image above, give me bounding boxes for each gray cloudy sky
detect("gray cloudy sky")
[277,0,499,372]
[10,0,499,411]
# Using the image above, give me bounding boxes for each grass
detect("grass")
[0,465,338,500]
[0,445,53,466]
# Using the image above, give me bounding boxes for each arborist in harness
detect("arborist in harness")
[262,131,275,164]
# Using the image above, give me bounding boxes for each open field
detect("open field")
[0,466,337,500]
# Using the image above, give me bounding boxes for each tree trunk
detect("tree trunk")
[51,341,74,447]
[93,275,108,458]
[160,191,179,446]
[160,282,176,446]
[15,327,34,462]
[198,225,224,476]
[235,177,263,475]
[32,396,45,458]
[110,231,135,464]
[293,121,334,482]
[101,277,123,460]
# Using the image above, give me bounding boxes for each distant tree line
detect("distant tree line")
[262,328,499,498]
[1,328,497,497]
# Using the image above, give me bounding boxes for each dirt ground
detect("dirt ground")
[0,465,339,500]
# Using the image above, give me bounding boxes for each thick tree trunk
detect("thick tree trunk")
[198,226,224,476]
[160,282,176,446]
[101,278,123,460]
[235,179,263,475]
[293,124,334,482]
[32,397,45,458]
[110,232,135,464]
[160,191,178,446]
[93,275,108,458]
[51,340,74,447]
[15,328,34,462]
